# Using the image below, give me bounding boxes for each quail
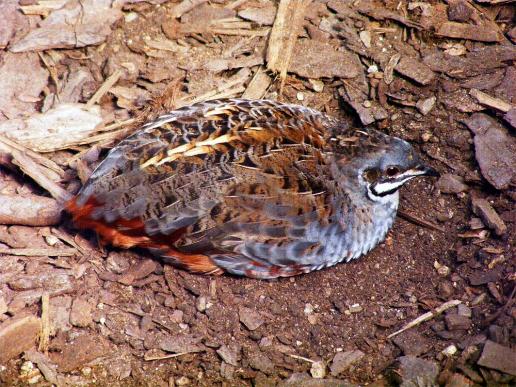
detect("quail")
[67,99,438,279]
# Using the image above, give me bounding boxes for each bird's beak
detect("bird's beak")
[413,164,440,178]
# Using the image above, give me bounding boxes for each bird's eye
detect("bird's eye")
[364,169,380,182]
[386,166,400,176]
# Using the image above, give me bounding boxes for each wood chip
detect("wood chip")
[0,194,62,226]
[242,67,272,99]
[266,0,312,91]
[0,103,103,152]
[436,22,501,43]
[469,89,512,113]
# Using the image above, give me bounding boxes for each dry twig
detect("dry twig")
[397,209,445,232]
[0,248,77,257]
[86,69,123,108]
[144,351,196,361]
[387,299,461,338]
[39,293,50,352]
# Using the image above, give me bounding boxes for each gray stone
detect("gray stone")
[445,313,472,331]
[239,307,264,331]
[216,344,240,366]
[160,335,205,353]
[330,350,364,376]
[471,197,507,236]
[248,352,274,374]
[477,340,516,376]
[390,356,439,387]
[436,174,468,193]
[392,331,431,356]
[280,372,358,386]
[464,113,516,190]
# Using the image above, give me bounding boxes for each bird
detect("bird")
[67,98,438,279]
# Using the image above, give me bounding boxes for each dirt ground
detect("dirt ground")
[0,0,515,386]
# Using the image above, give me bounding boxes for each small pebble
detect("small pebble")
[348,304,363,313]
[367,64,378,73]
[309,79,324,92]
[45,235,59,246]
[310,361,326,378]
[124,12,138,22]
[359,30,372,48]
[20,361,33,375]
[176,376,190,386]
[304,303,314,315]
[362,100,372,108]
[296,92,304,101]
[442,344,458,357]
[196,296,207,312]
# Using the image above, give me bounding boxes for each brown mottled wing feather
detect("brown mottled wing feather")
[67,99,338,276]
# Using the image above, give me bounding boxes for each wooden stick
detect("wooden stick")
[0,135,65,177]
[86,69,123,108]
[0,248,77,257]
[266,0,312,93]
[39,293,50,352]
[397,209,445,232]
[144,351,196,361]
[210,28,270,37]
[387,299,461,338]
[10,149,71,203]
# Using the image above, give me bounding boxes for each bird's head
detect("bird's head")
[331,129,439,202]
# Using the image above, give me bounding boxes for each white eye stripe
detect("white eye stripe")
[373,175,417,194]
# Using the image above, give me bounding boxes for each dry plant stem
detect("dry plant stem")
[86,69,123,108]
[0,135,65,177]
[397,209,445,232]
[0,194,61,226]
[211,28,270,37]
[289,354,315,363]
[39,293,50,352]
[10,149,72,203]
[387,299,461,339]
[144,352,195,361]
[469,89,512,113]
[0,248,77,256]
[171,0,208,18]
